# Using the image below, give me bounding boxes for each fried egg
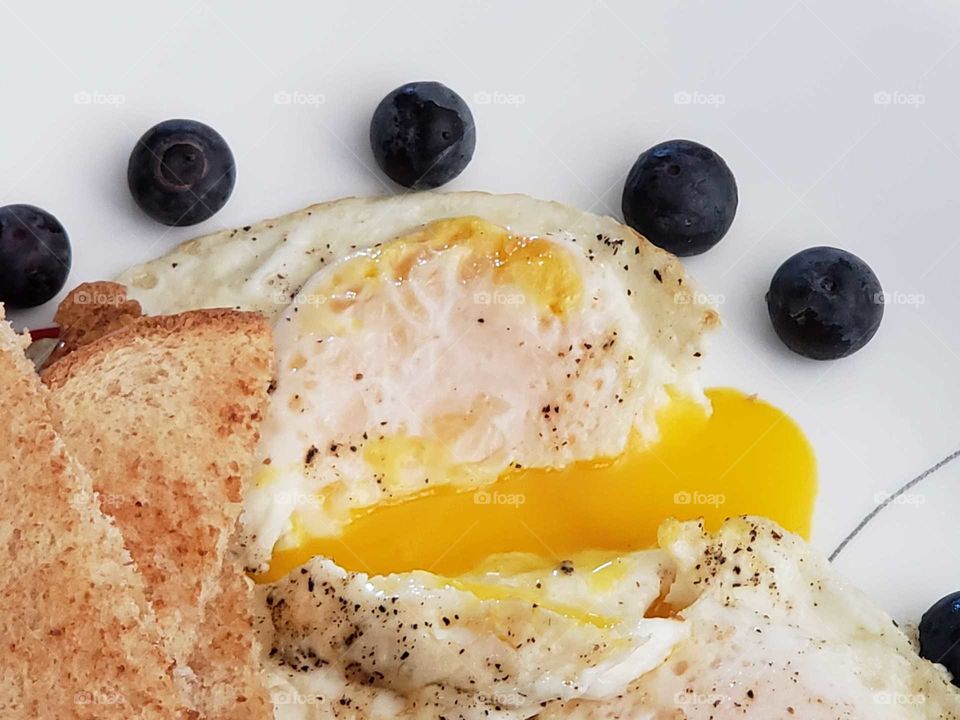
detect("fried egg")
[257,518,960,720]
[116,193,842,718]
[243,214,718,569]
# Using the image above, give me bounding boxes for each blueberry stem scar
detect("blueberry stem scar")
[829,446,960,562]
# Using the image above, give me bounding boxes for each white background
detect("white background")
[2,0,958,622]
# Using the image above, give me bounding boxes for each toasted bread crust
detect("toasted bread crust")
[0,309,188,719]
[42,308,274,714]
[47,281,144,365]
[43,307,268,389]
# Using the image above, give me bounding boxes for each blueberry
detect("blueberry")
[369,81,475,189]
[920,591,960,686]
[127,119,235,226]
[766,247,883,360]
[0,204,71,309]
[621,139,738,256]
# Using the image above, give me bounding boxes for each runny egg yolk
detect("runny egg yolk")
[257,388,816,582]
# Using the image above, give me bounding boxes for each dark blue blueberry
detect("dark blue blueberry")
[0,204,71,309]
[920,591,960,686]
[369,81,475,189]
[766,246,883,360]
[127,119,235,226]
[621,139,738,256]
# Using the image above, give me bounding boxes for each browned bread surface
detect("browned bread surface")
[42,309,274,698]
[48,281,144,364]
[0,308,187,719]
[185,555,274,719]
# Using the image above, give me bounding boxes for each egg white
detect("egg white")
[259,549,686,716]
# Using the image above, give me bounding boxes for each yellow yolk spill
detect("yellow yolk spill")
[296,216,583,336]
[257,388,816,582]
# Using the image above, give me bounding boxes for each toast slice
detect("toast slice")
[0,308,187,719]
[42,308,274,717]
